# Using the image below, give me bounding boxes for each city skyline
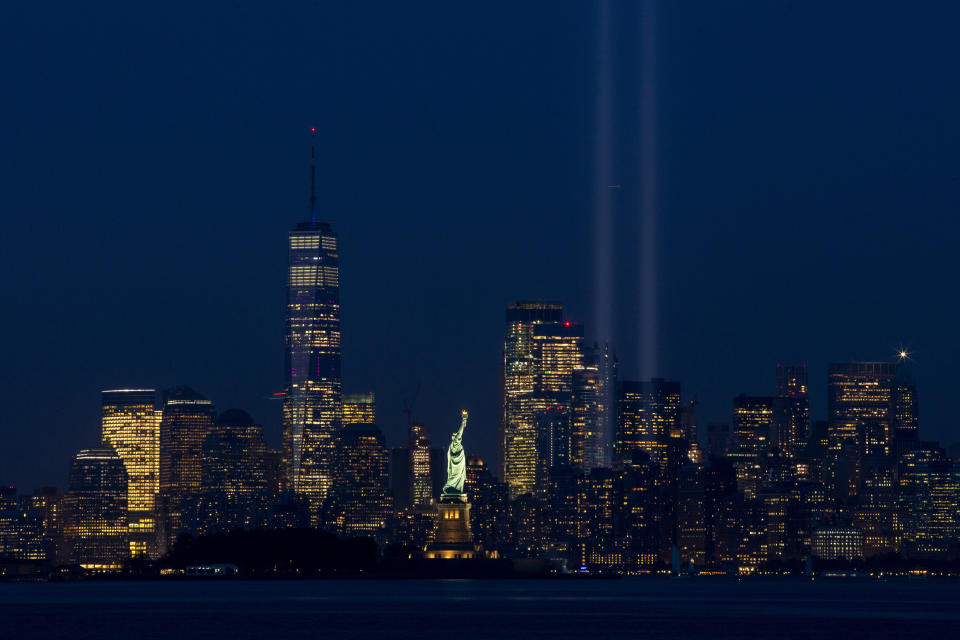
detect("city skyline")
[0,185,950,573]
[7,5,960,639]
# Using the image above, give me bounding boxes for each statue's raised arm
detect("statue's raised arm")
[455,410,468,439]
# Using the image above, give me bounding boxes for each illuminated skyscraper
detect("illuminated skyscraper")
[532,322,583,398]
[408,422,433,507]
[530,321,583,494]
[203,410,267,499]
[343,392,376,426]
[593,342,617,468]
[852,464,899,556]
[614,379,681,466]
[283,132,343,518]
[616,455,668,565]
[730,395,774,500]
[899,444,959,559]
[263,448,285,497]
[63,448,129,569]
[676,463,707,567]
[0,489,47,561]
[732,395,774,458]
[572,362,602,472]
[774,364,809,457]
[465,456,511,551]
[776,364,808,397]
[890,368,919,453]
[324,424,392,539]
[158,386,215,548]
[27,486,65,563]
[759,484,790,561]
[615,382,644,459]
[501,301,563,498]
[535,406,572,495]
[193,410,269,534]
[827,362,897,445]
[101,389,159,558]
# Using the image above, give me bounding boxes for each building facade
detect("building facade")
[615,379,681,466]
[343,392,376,426]
[827,362,897,445]
[774,364,809,457]
[283,213,343,516]
[408,422,433,508]
[63,448,129,569]
[158,386,215,549]
[732,395,774,459]
[101,389,159,558]
[501,301,564,498]
[325,424,392,539]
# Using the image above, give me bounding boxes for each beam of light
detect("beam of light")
[638,0,659,381]
[593,0,614,348]
[592,0,615,468]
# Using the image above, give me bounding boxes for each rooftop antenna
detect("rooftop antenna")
[309,126,318,224]
[401,381,422,429]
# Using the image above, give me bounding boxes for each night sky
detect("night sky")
[3,1,959,491]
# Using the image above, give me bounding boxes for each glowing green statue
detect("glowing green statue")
[441,410,468,499]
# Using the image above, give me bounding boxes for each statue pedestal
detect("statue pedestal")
[424,496,479,559]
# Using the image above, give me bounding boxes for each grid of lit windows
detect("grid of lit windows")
[827,362,896,445]
[502,301,564,499]
[572,364,602,471]
[101,389,159,558]
[283,222,343,521]
[408,423,433,507]
[812,526,865,560]
[158,387,215,549]
[64,448,129,568]
[343,392,376,426]
[732,395,774,458]
[615,379,680,467]
[325,425,392,538]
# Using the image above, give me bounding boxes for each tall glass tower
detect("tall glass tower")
[64,447,129,568]
[501,301,568,499]
[408,422,433,507]
[101,388,159,558]
[283,130,343,519]
[158,386,215,548]
[774,364,810,458]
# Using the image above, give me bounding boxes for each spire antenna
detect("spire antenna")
[309,126,318,224]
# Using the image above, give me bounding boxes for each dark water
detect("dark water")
[2,578,959,639]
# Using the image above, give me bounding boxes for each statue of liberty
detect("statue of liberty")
[425,409,478,557]
[441,410,468,500]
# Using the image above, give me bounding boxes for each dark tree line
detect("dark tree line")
[165,529,379,577]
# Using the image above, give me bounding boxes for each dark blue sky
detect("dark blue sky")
[2,1,959,490]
